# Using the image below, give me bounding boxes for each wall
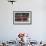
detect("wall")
[0,0,46,41]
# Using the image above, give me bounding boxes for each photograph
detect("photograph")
[13,11,32,25]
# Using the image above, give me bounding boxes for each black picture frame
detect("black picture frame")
[13,11,32,25]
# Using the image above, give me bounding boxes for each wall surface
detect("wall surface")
[0,0,46,41]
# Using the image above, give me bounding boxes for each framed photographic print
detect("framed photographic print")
[13,11,32,25]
